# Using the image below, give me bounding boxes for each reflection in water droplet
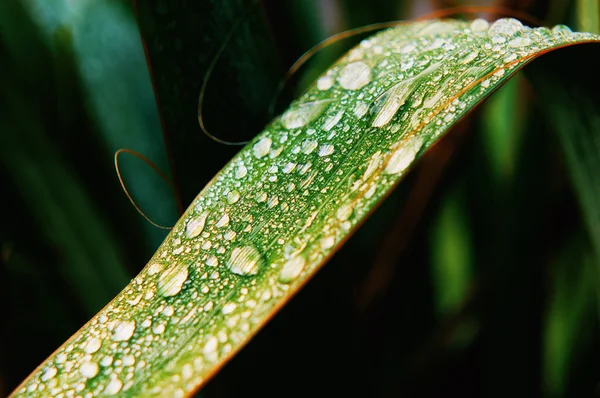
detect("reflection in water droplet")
[552,24,572,34]
[384,136,424,175]
[111,320,136,342]
[338,61,372,90]
[282,100,332,129]
[279,255,306,283]
[227,245,263,276]
[186,213,208,238]
[157,262,189,297]
[41,367,57,382]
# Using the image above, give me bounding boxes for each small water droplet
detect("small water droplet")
[318,144,335,157]
[279,255,306,283]
[84,337,102,354]
[338,61,372,90]
[552,24,572,34]
[470,18,489,33]
[203,336,218,355]
[222,302,237,314]
[157,262,189,297]
[216,213,230,228]
[122,355,135,366]
[235,163,248,179]
[104,378,123,395]
[79,361,99,378]
[282,100,332,129]
[253,137,272,159]
[282,162,296,174]
[301,139,318,155]
[227,245,263,276]
[186,213,208,238]
[227,190,240,204]
[322,110,344,131]
[111,320,136,342]
[40,367,57,382]
[152,323,166,334]
[317,75,335,90]
[320,235,335,250]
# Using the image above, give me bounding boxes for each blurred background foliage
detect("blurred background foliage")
[1,0,599,397]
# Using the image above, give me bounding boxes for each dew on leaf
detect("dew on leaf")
[227,245,264,276]
[338,61,372,90]
[111,320,136,342]
[157,262,189,297]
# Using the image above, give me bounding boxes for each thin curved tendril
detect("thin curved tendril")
[114,148,176,230]
[198,10,255,146]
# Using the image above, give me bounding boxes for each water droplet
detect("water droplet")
[182,364,193,379]
[40,367,57,382]
[204,255,217,267]
[317,75,335,90]
[235,163,248,179]
[318,144,335,157]
[186,213,207,238]
[488,18,525,37]
[256,191,268,203]
[363,151,382,181]
[227,245,263,276]
[227,190,240,204]
[337,204,354,221]
[100,356,113,367]
[338,61,372,90]
[203,336,218,355]
[282,100,332,129]
[152,324,166,334]
[112,320,136,342]
[322,110,344,131]
[225,230,237,240]
[384,136,424,175]
[320,235,335,250]
[222,302,237,314]
[552,24,572,34]
[279,255,306,283]
[215,213,230,228]
[79,361,99,378]
[371,78,417,127]
[84,337,102,354]
[157,262,189,297]
[122,355,135,366]
[282,162,296,174]
[147,262,165,276]
[301,139,318,155]
[104,378,123,395]
[470,18,489,33]
[253,137,272,159]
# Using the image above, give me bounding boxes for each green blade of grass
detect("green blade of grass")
[11,18,600,397]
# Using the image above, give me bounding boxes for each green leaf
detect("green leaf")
[11,18,600,397]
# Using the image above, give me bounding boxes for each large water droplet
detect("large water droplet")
[215,213,230,228]
[384,136,424,175]
[186,213,207,238]
[157,262,189,297]
[281,100,332,129]
[40,367,57,382]
[227,245,263,276]
[111,320,136,342]
[338,61,372,90]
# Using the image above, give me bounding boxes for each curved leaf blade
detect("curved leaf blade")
[12,18,600,397]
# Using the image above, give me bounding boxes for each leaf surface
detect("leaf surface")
[11,18,600,397]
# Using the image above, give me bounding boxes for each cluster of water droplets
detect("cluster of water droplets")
[15,18,598,397]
